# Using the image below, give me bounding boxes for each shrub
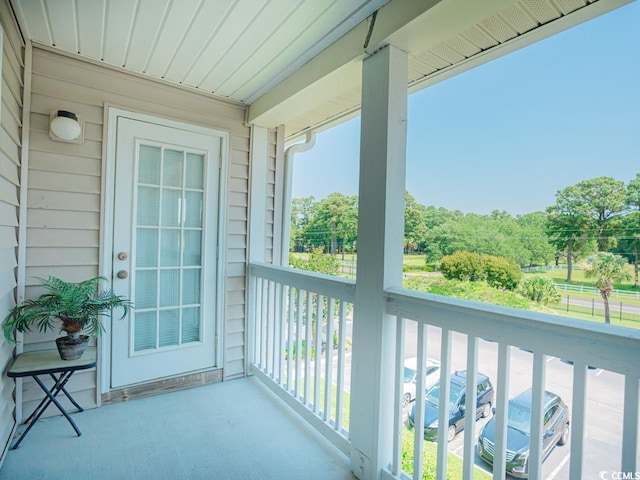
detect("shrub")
[518,276,561,305]
[440,251,521,290]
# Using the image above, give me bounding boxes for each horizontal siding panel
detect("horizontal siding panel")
[227,248,245,264]
[232,136,250,153]
[22,389,97,421]
[28,150,102,176]
[2,51,23,103]
[0,0,25,61]
[224,359,245,379]
[28,189,100,212]
[231,149,249,166]
[30,130,102,159]
[0,269,17,301]
[0,150,20,184]
[0,201,18,227]
[0,225,17,249]
[22,370,95,403]
[25,266,98,285]
[26,247,99,267]
[1,102,21,146]
[229,163,248,180]
[226,331,244,349]
[227,220,246,235]
[228,205,246,222]
[30,95,104,125]
[226,318,244,335]
[27,209,99,229]
[0,126,20,165]
[0,175,18,205]
[228,191,247,207]
[27,228,99,247]
[229,178,248,194]
[0,247,17,273]
[225,276,246,293]
[227,234,246,248]
[225,262,245,277]
[225,304,245,320]
[3,81,22,125]
[226,290,245,306]
[0,290,16,322]
[225,345,244,363]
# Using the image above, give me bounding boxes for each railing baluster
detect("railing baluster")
[286,285,294,392]
[304,290,312,405]
[462,335,478,480]
[622,374,639,474]
[314,294,323,414]
[413,321,427,480]
[391,315,405,477]
[335,301,347,433]
[569,361,587,480]
[295,287,303,399]
[436,328,452,480]
[267,280,274,377]
[324,297,335,422]
[493,343,511,480]
[259,277,266,370]
[528,352,547,480]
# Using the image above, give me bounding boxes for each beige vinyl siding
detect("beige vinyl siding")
[0,0,23,461]
[21,46,278,403]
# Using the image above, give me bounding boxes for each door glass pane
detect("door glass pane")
[183,230,201,266]
[136,228,158,267]
[182,268,201,305]
[159,269,180,307]
[163,149,183,188]
[184,191,203,228]
[160,229,181,267]
[137,187,159,226]
[135,270,157,309]
[182,307,200,343]
[162,189,182,227]
[138,145,161,185]
[134,311,157,351]
[159,309,179,347]
[185,153,204,189]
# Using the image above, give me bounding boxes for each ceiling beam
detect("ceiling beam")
[247,0,516,128]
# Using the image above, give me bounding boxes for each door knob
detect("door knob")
[117,252,128,261]
[117,270,128,279]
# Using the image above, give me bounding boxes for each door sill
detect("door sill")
[102,368,222,404]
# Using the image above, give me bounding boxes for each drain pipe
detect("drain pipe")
[280,132,316,266]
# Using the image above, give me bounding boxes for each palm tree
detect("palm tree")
[583,253,631,324]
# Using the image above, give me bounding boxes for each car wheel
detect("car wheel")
[480,403,491,418]
[558,423,570,446]
[447,425,456,442]
[403,393,411,407]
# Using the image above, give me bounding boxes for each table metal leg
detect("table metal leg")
[10,373,82,449]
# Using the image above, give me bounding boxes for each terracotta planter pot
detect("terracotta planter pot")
[55,335,90,360]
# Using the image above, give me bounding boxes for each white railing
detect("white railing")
[248,262,354,456]
[384,287,640,480]
[248,264,640,480]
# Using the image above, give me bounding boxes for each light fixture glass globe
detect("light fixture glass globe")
[50,111,81,140]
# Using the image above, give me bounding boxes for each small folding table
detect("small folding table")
[7,346,97,449]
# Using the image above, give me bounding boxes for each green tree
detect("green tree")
[624,174,640,288]
[307,193,358,255]
[583,252,631,324]
[515,212,556,266]
[404,192,429,254]
[290,196,317,251]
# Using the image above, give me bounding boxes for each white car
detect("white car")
[403,357,440,406]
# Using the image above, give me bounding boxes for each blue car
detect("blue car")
[407,371,494,442]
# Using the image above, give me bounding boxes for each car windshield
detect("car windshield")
[404,367,416,383]
[508,403,531,434]
[425,383,462,411]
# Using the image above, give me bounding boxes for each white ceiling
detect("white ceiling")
[9,0,632,140]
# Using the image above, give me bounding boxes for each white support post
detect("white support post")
[350,44,408,480]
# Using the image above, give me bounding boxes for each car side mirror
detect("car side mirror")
[544,429,554,437]
[459,405,465,413]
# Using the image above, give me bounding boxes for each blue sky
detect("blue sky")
[292,2,639,216]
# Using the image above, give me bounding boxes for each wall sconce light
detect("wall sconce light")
[49,110,84,144]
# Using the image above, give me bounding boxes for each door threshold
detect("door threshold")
[102,368,222,405]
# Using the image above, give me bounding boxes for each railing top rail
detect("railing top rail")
[385,286,640,377]
[249,262,356,303]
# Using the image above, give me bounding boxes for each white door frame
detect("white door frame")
[100,106,229,394]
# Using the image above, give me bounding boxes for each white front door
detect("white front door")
[111,117,220,388]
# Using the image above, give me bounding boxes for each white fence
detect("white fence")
[248,263,640,480]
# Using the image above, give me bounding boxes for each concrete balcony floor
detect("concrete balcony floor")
[0,376,355,480]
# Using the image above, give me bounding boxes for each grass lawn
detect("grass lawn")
[526,267,639,293]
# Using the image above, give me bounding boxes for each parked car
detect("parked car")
[477,388,570,478]
[406,371,494,442]
[403,357,440,406]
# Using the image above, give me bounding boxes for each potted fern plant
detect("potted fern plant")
[2,276,132,360]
